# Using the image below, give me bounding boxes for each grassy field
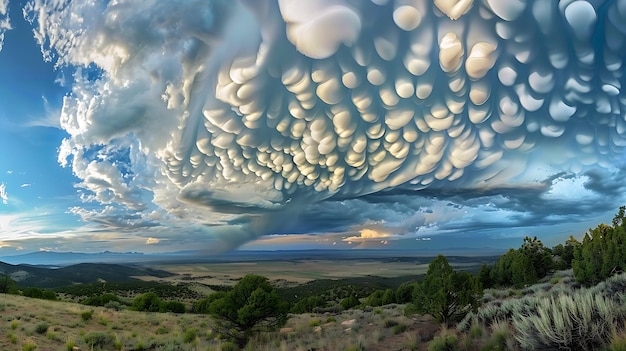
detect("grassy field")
[143,257,489,288]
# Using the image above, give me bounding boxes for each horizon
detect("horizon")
[1,0,626,257]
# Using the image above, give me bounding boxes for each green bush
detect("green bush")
[132,292,164,312]
[340,296,360,310]
[23,287,44,299]
[164,300,186,313]
[84,331,115,349]
[83,293,119,306]
[34,322,49,334]
[81,310,93,321]
[183,328,197,343]
[427,331,458,351]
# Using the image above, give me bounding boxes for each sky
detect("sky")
[1,0,626,256]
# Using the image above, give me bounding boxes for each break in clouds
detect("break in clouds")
[21,0,626,248]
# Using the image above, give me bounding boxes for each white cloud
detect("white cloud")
[0,0,11,53]
[24,0,626,250]
[145,237,160,245]
[0,182,8,204]
[20,183,31,188]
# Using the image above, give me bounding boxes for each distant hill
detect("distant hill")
[0,261,173,288]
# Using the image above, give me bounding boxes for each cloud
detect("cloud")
[145,237,160,245]
[20,183,31,188]
[0,182,7,204]
[0,0,10,52]
[25,0,626,250]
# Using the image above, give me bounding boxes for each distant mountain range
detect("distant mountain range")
[0,247,506,266]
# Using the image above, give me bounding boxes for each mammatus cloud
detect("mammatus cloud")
[0,182,7,204]
[25,0,626,249]
[0,0,10,52]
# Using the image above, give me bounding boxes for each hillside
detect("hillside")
[0,261,173,288]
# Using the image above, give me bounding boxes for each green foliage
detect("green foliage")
[193,291,227,314]
[340,295,360,310]
[55,280,201,300]
[23,287,44,299]
[34,322,49,334]
[82,293,120,306]
[381,288,396,305]
[393,324,408,335]
[207,274,289,348]
[365,289,385,307]
[83,331,115,350]
[131,292,164,312]
[42,290,57,300]
[22,342,37,351]
[164,300,186,313]
[412,255,482,325]
[427,330,458,351]
[489,237,553,288]
[551,236,580,270]
[183,328,197,343]
[290,295,326,313]
[80,310,93,321]
[573,206,626,285]
[0,275,18,294]
[130,293,184,313]
[395,282,417,303]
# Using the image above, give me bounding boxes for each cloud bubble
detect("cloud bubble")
[27,0,626,249]
[0,0,10,52]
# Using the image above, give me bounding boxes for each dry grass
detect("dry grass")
[144,260,433,288]
[0,293,440,350]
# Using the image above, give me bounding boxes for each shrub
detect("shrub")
[183,328,197,343]
[207,275,288,348]
[84,331,115,349]
[65,339,76,351]
[81,310,93,321]
[427,329,458,351]
[23,287,44,299]
[132,292,164,312]
[512,290,623,350]
[340,296,360,310]
[34,322,49,335]
[104,300,122,310]
[22,342,37,351]
[608,333,626,351]
[383,319,399,328]
[164,300,186,313]
[393,324,408,335]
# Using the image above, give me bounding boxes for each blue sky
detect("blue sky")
[1,0,626,256]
